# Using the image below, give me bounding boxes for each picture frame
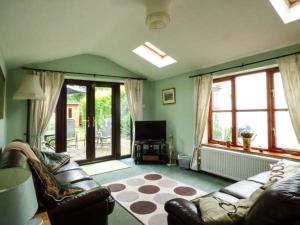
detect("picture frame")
[0,67,5,119]
[162,88,176,105]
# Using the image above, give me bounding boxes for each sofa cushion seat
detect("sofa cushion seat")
[212,192,240,203]
[55,160,81,174]
[247,171,270,184]
[72,180,99,191]
[54,169,91,184]
[220,180,262,199]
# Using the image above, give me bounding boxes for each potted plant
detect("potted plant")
[240,131,255,151]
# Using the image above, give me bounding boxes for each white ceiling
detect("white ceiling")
[0,0,300,80]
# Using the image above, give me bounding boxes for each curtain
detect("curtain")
[190,74,213,171]
[277,54,300,145]
[29,71,64,152]
[124,79,143,157]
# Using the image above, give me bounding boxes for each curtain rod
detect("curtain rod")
[189,51,300,78]
[22,66,147,81]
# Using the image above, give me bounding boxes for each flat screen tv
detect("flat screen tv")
[135,121,166,141]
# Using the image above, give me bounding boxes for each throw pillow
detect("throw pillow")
[38,151,70,173]
[269,159,300,182]
[198,181,275,225]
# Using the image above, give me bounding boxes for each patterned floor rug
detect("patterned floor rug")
[105,172,207,225]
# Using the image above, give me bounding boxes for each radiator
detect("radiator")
[201,147,279,181]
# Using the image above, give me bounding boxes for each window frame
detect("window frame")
[208,67,300,155]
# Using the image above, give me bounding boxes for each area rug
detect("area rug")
[81,160,130,176]
[104,172,207,225]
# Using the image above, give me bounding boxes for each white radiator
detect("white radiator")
[201,147,278,181]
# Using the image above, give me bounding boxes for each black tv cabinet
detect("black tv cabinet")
[134,140,166,164]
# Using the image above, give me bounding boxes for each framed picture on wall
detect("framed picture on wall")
[0,67,5,119]
[162,88,176,105]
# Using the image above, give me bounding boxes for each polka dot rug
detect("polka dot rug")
[104,172,207,225]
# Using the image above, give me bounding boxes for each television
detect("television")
[135,121,166,141]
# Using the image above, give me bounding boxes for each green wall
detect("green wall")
[6,54,149,143]
[150,43,300,156]
[0,50,7,147]
[28,54,141,78]
[5,44,300,151]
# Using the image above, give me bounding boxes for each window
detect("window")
[269,0,300,23]
[132,42,176,68]
[68,108,72,118]
[208,68,300,153]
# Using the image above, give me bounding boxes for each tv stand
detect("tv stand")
[134,140,166,164]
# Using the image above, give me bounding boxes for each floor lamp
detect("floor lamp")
[13,74,45,142]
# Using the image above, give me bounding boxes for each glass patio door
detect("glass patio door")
[65,83,88,161]
[93,86,113,159]
[53,80,131,163]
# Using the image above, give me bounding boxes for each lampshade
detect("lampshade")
[0,168,38,225]
[145,0,171,29]
[14,74,45,100]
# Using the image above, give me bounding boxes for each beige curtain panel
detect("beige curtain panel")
[29,71,64,152]
[190,74,213,171]
[124,79,143,157]
[277,54,300,145]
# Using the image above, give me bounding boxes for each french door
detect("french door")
[54,80,130,163]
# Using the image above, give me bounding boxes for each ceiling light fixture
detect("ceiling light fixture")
[145,0,171,29]
[269,0,300,23]
[133,42,176,68]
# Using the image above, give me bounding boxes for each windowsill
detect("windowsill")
[203,143,300,161]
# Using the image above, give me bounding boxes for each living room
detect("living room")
[0,1,300,225]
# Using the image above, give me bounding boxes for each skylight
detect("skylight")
[132,42,176,68]
[269,0,300,23]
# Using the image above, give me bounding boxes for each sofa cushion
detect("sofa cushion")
[247,171,271,184]
[72,180,99,191]
[220,180,262,199]
[54,169,91,184]
[198,196,252,225]
[212,192,240,204]
[55,160,80,174]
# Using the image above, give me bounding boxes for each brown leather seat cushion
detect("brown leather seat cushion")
[54,169,91,184]
[72,180,99,191]
[55,160,81,174]
[212,192,240,203]
[247,171,270,184]
[220,180,262,199]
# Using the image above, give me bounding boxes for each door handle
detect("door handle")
[86,117,91,128]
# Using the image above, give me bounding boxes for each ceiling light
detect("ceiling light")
[145,0,171,29]
[133,42,176,68]
[269,0,300,23]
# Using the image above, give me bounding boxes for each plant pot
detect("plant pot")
[226,141,231,147]
[243,138,251,151]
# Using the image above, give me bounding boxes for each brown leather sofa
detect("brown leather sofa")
[165,170,300,225]
[0,149,115,225]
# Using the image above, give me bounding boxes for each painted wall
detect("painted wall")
[0,50,7,147]
[6,54,149,142]
[28,54,142,78]
[150,43,300,156]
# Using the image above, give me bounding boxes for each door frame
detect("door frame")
[55,79,124,164]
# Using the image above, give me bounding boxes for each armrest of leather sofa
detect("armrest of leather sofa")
[49,186,112,215]
[165,198,204,225]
